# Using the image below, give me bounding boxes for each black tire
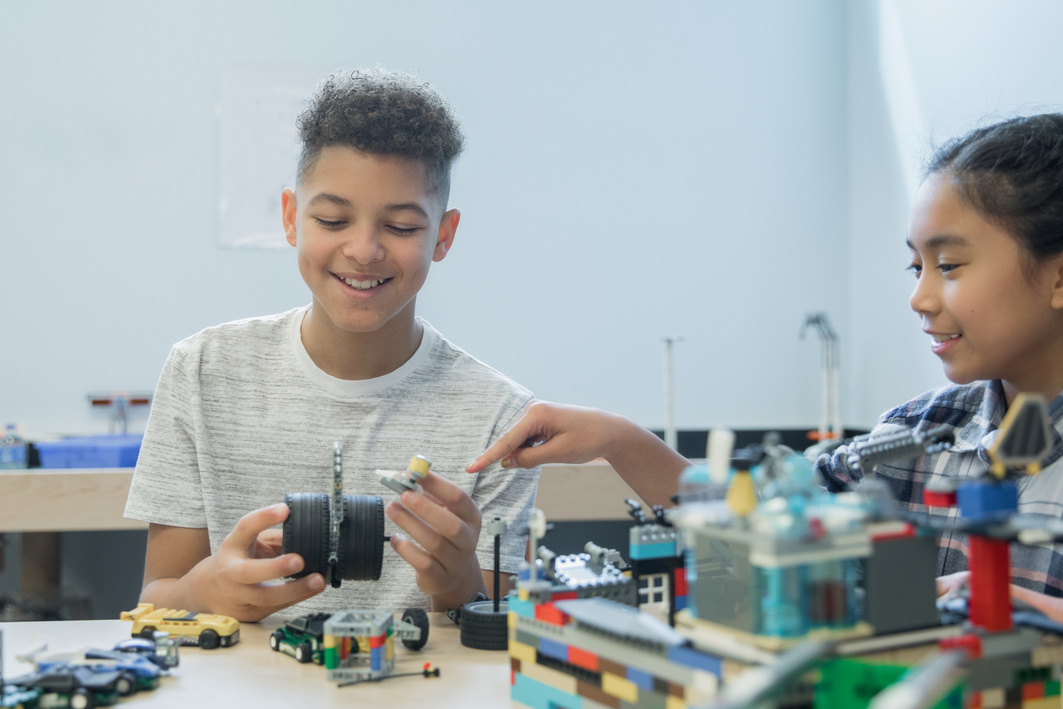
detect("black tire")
[295,642,313,663]
[70,688,94,709]
[269,630,283,651]
[338,495,385,582]
[115,671,137,696]
[282,493,330,580]
[459,599,509,651]
[137,625,157,640]
[401,608,430,650]
[199,629,220,650]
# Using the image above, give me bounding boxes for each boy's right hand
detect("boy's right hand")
[143,504,325,622]
[465,400,621,473]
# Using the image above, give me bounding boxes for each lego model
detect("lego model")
[269,612,332,664]
[1,630,42,709]
[7,665,121,709]
[321,609,431,685]
[509,396,1063,709]
[120,603,239,649]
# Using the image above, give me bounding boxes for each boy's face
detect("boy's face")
[907,172,1063,399]
[282,146,458,340]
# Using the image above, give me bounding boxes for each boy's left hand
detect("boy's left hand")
[386,471,488,610]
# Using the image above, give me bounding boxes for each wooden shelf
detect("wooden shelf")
[0,468,145,533]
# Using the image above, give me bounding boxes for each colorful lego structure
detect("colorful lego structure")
[509,394,1063,709]
[321,609,431,685]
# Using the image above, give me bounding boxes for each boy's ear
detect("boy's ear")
[433,208,460,262]
[281,188,298,247]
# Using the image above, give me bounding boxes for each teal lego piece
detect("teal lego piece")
[510,596,537,618]
[629,541,677,560]
[513,672,584,709]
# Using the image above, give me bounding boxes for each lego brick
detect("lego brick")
[1022,681,1046,700]
[516,629,541,649]
[957,480,1018,521]
[513,672,585,709]
[968,536,1012,632]
[511,596,537,618]
[629,541,677,560]
[978,686,1006,709]
[602,672,639,703]
[536,602,571,626]
[539,637,569,662]
[625,665,654,691]
[864,534,940,635]
[569,646,600,672]
[510,638,538,664]
[521,655,579,695]
[667,643,722,674]
[577,679,620,708]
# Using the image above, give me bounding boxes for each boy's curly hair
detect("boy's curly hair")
[296,68,465,206]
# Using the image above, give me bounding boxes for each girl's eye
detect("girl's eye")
[906,263,922,277]
[938,263,959,273]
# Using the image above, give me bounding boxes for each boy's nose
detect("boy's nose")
[342,227,385,264]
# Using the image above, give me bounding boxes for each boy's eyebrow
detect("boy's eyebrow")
[905,234,971,250]
[385,203,429,218]
[307,193,351,208]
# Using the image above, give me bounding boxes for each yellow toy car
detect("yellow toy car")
[119,604,240,649]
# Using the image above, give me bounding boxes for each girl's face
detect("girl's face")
[907,172,1063,403]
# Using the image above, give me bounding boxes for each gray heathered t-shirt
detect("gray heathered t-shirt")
[125,306,539,613]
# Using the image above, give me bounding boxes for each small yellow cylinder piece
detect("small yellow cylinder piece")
[726,470,757,516]
[408,455,431,480]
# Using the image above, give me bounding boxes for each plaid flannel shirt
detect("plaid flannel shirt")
[816,379,1063,597]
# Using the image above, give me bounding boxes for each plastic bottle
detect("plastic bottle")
[0,423,28,469]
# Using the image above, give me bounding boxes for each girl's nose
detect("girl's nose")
[908,272,939,316]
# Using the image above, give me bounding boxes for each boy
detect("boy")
[125,68,539,622]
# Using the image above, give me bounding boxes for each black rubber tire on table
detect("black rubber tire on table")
[115,671,137,696]
[70,688,93,709]
[282,493,330,579]
[338,495,385,582]
[269,630,283,651]
[137,625,157,640]
[459,600,509,651]
[295,642,313,663]
[199,629,220,650]
[401,608,430,650]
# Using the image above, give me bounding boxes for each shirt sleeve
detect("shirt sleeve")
[124,343,207,527]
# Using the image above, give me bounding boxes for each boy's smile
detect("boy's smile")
[282,146,459,379]
[907,172,1063,402]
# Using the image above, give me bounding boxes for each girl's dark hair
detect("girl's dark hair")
[296,68,465,206]
[927,113,1063,263]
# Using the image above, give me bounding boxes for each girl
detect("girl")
[469,113,1063,619]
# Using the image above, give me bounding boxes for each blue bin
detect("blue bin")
[35,434,143,468]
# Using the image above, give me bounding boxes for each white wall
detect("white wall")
[0,0,845,439]
[844,0,1063,425]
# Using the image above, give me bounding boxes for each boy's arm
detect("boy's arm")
[140,504,325,622]
[466,401,689,508]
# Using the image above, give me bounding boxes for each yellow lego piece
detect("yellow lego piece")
[509,638,537,664]
[602,672,639,703]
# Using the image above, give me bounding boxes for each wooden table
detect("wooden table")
[0,613,512,707]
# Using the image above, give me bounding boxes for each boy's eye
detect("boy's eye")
[387,225,422,236]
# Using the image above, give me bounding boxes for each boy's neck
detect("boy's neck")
[299,304,424,381]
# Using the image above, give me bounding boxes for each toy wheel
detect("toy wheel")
[401,608,430,650]
[283,492,330,579]
[70,689,94,709]
[459,599,509,651]
[115,671,137,696]
[137,625,157,639]
[269,630,283,651]
[199,629,220,650]
[338,495,385,582]
[295,642,313,663]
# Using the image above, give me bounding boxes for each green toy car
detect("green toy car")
[269,613,332,664]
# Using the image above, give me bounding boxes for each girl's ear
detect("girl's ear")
[1049,253,1063,310]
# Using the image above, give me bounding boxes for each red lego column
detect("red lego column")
[968,536,1012,632]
